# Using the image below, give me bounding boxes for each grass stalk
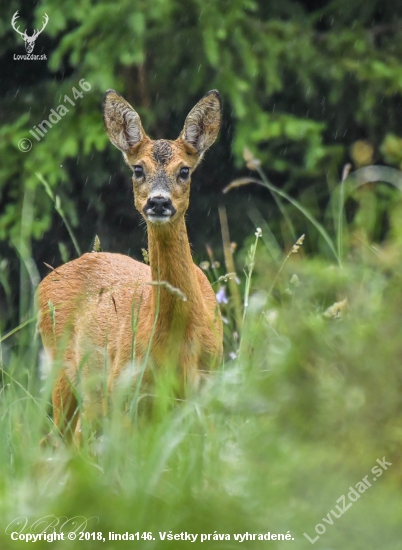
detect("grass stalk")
[130,285,161,426]
[218,206,243,331]
[267,234,305,298]
[242,228,262,326]
[336,163,352,268]
[36,173,81,257]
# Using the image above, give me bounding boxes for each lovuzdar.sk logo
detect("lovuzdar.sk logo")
[11,11,48,60]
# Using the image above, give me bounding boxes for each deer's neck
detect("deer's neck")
[147,218,203,321]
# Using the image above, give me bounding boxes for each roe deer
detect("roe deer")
[38,89,223,441]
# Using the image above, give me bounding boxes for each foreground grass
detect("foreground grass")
[1,230,402,550]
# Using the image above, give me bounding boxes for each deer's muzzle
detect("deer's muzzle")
[143,195,176,224]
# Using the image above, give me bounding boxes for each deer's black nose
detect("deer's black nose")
[148,196,170,213]
[144,196,175,217]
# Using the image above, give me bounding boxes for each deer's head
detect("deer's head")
[102,90,222,226]
[11,12,48,54]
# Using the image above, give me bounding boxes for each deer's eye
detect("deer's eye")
[179,167,190,180]
[133,165,144,178]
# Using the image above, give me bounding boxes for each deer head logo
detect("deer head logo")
[11,11,49,54]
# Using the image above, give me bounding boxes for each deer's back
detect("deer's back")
[38,252,151,360]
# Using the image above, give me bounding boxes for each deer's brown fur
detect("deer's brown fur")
[38,90,223,440]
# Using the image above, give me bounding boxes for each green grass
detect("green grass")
[1,166,402,549]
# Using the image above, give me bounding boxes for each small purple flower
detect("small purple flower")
[216,286,228,304]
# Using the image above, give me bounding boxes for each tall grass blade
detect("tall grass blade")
[36,173,82,257]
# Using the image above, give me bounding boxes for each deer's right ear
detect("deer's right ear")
[180,90,222,156]
[102,90,145,154]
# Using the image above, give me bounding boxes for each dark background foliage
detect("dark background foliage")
[1,0,402,329]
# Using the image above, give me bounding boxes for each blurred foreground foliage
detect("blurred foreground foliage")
[2,1,402,322]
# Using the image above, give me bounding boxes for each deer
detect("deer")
[11,11,49,54]
[38,89,223,442]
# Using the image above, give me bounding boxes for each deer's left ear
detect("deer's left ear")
[179,90,222,156]
[102,90,145,154]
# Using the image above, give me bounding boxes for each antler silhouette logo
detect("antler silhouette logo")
[11,11,49,54]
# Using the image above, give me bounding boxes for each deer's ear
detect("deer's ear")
[102,90,145,153]
[179,90,222,156]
